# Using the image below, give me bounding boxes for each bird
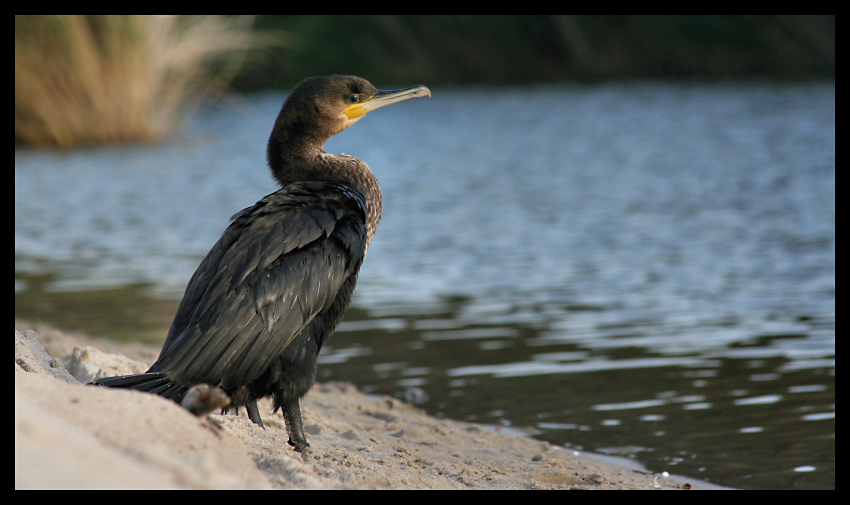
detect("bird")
[92,75,430,452]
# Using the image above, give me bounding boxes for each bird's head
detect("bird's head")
[273,75,430,146]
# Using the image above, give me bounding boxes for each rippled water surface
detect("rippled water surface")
[16,82,835,489]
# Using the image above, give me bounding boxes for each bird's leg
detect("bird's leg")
[246,400,265,429]
[282,397,310,452]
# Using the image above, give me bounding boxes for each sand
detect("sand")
[15,323,718,489]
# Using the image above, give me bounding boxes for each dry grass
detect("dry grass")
[15,15,259,147]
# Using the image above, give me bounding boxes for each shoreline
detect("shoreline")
[15,322,723,489]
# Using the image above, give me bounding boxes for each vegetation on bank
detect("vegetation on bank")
[239,15,834,89]
[15,15,257,147]
[15,15,834,147]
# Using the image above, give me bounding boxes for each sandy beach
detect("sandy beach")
[15,322,717,489]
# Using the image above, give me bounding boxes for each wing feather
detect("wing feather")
[149,181,367,388]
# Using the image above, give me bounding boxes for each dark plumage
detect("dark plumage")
[93,75,430,451]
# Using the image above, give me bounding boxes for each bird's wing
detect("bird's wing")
[149,181,368,388]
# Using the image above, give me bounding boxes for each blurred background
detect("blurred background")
[15,16,834,489]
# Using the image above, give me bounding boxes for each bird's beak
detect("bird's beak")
[344,85,431,120]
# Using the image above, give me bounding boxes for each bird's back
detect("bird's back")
[149,181,368,394]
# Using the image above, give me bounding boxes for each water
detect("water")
[15,82,835,489]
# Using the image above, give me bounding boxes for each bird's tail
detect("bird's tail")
[91,372,190,404]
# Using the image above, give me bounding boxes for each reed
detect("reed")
[15,15,257,147]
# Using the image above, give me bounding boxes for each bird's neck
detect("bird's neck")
[268,136,383,245]
[269,139,369,188]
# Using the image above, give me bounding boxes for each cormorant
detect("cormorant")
[92,75,430,452]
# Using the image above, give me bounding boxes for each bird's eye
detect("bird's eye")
[348,94,359,103]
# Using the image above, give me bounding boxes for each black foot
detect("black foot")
[287,437,311,453]
[282,397,310,452]
[246,400,265,429]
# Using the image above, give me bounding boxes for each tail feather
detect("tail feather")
[91,372,190,403]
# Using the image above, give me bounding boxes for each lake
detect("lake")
[15,81,835,489]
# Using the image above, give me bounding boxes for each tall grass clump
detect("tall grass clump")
[15,15,257,147]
